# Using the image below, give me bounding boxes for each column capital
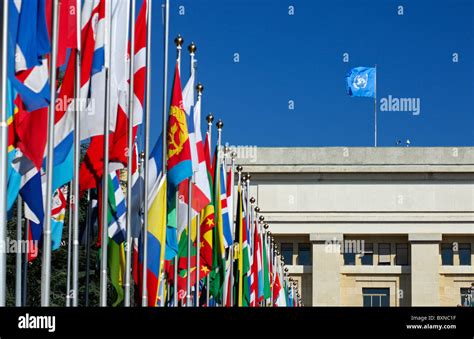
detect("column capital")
[408,233,442,243]
[310,233,343,243]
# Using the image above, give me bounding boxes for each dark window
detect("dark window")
[362,288,390,307]
[395,243,409,266]
[344,252,356,265]
[459,244,471,266]
[361,243,373,266]
[297,243,311,265]
[441,244,454,266]
[460,288,472,307]
[378,243,391,265]
[280,243,293,265]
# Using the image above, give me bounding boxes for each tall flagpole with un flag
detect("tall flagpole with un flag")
[0,0,9,307]
[345,66,377,147]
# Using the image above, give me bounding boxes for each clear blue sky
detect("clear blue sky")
[142,0,474,149]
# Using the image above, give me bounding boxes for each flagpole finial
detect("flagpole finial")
[224,146,230,154]
[264,223,269,229]
[246,174,251,181]
[281,255,285,261]
[139,152,145,162]
[242,174,247,181]
[231,151,237,160]
[196,83,204,94]
[267,230,271,236]
[216,119,223,129]
[284,267,289,273]
[259,215,264,222]
[188,42,196,54]
[254,206,260,213]
[250,197,256,204]
[236,165,243,172]
[174,34,184,47]
[206,114,214,124]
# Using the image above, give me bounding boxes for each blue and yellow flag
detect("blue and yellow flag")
[146,175,168,306]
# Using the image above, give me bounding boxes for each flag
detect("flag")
[51,186,68,250]
[250,220,264,305]
[219,163,232,248]
[167,63,193,187]
[107,171,126,244]
[46,0,77,67]
[209,147,226,303]
[235,183,251,306]
[79,0,129,139]
[145,175,168,306]
[7,0,51,112]
[345,67,376,98]
[262,234,271,300]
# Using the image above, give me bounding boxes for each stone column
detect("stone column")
[310,233,342,306]
[409,233,442,306]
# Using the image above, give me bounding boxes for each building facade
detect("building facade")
[237,147,474,306]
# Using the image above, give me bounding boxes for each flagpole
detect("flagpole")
[186,42,196,307]
[142,0,154,307]
[15,198,23,306]
[195,83,204,307]
[236,166,243,307]
[84,190,92,306]
[374,64,377,147]
[99,0,113,307]
[66,185,73,306]
[22,219,29,306]
[41,0,60,306]
[0,0,9,308]
[205,114,213,307]
[124,0,137,308]
[71,0,82,308]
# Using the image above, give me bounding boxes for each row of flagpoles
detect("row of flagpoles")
[0,0,302,307]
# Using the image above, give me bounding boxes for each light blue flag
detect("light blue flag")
[345,67,376,98]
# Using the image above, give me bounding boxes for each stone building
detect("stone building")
[237,147,474,306]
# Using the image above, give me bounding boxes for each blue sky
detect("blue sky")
[144,0,474,148]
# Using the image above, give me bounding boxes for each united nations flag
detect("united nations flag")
[345,67,376,98]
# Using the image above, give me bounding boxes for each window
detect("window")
[297,243,311,265]
[460,288,472,307]
[281,243,293,265]
[395,243,409,266]
[378,243,391,265]
[344,251,356,265]
[363,288,390,307]
[459,244,471,266]
[441,244,453,266]
[361,243,373,266]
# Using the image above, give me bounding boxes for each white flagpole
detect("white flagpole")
[0,0,9,308]
[185,42,196,307]
[194,83,204,307]
[41,0,60,306]
[66,185,73,306]
[71,0,82,307]
[161,0,170,305]
[142,0,154,307]
[99,0,113,307]
[124,0,136,308]
[374,64,377,147]
[205,114,213,306]
[15,198,23,306]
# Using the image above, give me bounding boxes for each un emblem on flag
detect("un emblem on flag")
[353,74,368,89]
